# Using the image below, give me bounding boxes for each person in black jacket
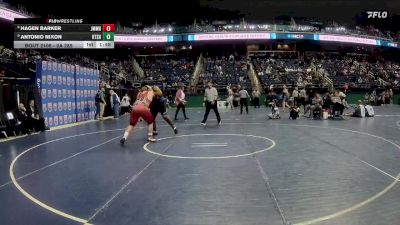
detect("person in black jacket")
[26,99,48,132]
[16,103,32,134]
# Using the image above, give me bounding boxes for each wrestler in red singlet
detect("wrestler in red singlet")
[120,86,156,144]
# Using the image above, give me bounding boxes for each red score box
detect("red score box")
[102,24,115,32]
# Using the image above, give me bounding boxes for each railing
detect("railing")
[190,54,204,93]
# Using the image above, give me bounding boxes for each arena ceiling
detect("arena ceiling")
[3,0,400,30]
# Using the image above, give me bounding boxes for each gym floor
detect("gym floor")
[0,105,400,225]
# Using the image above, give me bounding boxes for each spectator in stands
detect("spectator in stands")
[109,90,121,118]
[299,87,306,111]
[305,93,323,118]
[252,88,261,108]
[16,103,32,134]
[238,85,250,114]
[25,99,47,132]
[175,84,189,120]
[201,81,221,126]
[120,93,131,115]
[268,101,280,119]
[388,88,393,104]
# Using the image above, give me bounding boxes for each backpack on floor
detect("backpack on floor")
[289,109,299,119]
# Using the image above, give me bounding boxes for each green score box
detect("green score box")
[102,32,114,41]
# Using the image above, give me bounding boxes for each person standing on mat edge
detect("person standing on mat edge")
[238,85,250,114]
[99,87,107,120]
[252,88,261,108]
[201,81,221,126]
[174,84,188,120]
[120,93,131,115]
[120,85,156,144]
[109,90,120,119]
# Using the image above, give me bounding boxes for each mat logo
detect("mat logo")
[62,77,67,85]
[42,103,47,112]
[54,116,58,126]
[42,61,47,71]
[52,89,57,98]
[63,103,67,111]
[41,89,46,99]
[48,103,52,112]
[49,117,53,126]
[57,76,62,85]
[52,62,57,71]
[58,102,63,111]
[53,103,58,112]
[366,10,388,18]
[47,61,52,71]
[58,90,62,98]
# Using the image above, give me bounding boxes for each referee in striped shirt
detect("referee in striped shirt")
[201,81,221,126]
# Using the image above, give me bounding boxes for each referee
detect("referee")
[238,85,250,114]
[201,81,221,126]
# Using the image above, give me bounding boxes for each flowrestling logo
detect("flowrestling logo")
[366,10,388,18]
[41,89,46,99]
[48,103,52,112]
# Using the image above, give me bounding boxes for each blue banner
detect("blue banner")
[37,61,99,127]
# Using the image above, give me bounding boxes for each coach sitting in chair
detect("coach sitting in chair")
[16,103,33,134]
[26,99,48,132]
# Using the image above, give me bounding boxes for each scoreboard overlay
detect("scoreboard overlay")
[14,19,114,49]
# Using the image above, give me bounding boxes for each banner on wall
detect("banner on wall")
[75,65,99,122]
[36,61,99,127]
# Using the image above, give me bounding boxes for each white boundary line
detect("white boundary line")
[143,133,276,159]
[86,142,173,223]
[9,128,125,224]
